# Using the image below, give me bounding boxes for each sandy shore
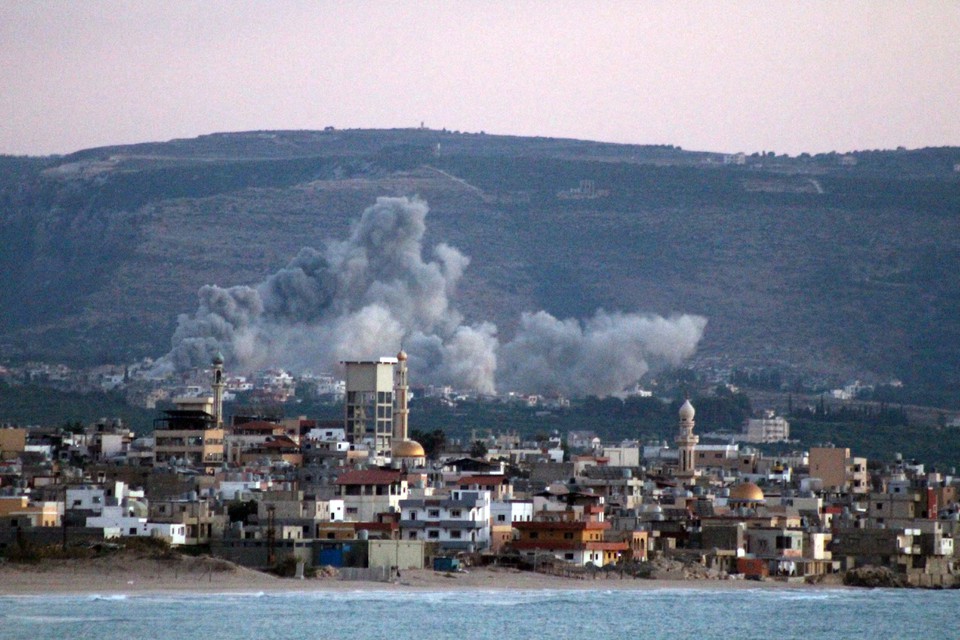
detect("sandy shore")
[0,556,832,596]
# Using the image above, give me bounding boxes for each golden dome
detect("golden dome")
[397,349,408,361]
[729,482,765,502]
[391,439,425,458]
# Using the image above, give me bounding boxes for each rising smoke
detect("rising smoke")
[155,197,706,397]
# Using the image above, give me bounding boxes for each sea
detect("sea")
[0,587,956,640]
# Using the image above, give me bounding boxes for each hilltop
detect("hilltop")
[1,129,959,400]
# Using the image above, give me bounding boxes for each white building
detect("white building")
[400,489,492,552]
[743,414,790,443]
[86,505,187,545]
[66,481,128,515]
[335,469,408,522]
[491,499,534,525]
[601,445,641,467]
[305,427,347,441]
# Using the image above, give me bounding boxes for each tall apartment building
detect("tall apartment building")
[809,447,869,494]
[152,355,225,474]
[343,357,397,457]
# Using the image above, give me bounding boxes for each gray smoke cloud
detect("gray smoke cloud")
[155,196,706,397]
[497,310,706,397]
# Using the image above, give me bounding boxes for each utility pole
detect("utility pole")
[266,505,276,566]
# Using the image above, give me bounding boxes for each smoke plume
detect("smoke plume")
[156,197,706,397]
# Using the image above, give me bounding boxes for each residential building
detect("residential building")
[343,358,396,457]
[512,503,627,567]
[400,489,492,552]
[809,447,868,494]
[743,413,790,443]
[335,469,408,522]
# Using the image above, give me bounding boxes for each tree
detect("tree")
[469,440,488,459]
[410,428,447,459]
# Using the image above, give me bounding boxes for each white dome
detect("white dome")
[679,399,695,420]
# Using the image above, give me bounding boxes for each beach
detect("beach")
[0,554,831,596]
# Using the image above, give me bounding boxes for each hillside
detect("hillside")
[1,129,959,399]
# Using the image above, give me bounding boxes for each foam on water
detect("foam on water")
[87,594,128,602]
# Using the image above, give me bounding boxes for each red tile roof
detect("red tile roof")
[258,437,299,450]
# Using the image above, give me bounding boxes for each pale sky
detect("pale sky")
[1,1,958,156]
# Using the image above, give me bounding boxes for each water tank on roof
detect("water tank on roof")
[357,529,369,541]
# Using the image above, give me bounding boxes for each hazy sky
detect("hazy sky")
[2,1,958,156]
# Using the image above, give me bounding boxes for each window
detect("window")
[450,530,462,539]
[408,531,417,540]
[129,528,137,535]
[775,536,793,550]
[563,532,574,540]
[529,532,539,539]
[428,530,439,539]
[409,512,417,520]
[450,509,462,517]
[564,553,574,560]
[497,514,506,522]
[428,509,440,518]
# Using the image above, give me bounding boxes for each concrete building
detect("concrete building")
[809,447,869,494]
[224,420,286,464]
[600,445,641,467]
[153,356,225,473]
[491,500,534,525]
[0,496,59,528]
[399,489,492,552]
[343,358,397,458]
[0,427,27,460]
[335,469,408,522]
[512,504,627,567]
[743,413,790,443]
[149,498,226,545]
[153,401,225,473]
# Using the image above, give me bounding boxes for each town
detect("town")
[1,350,957,588]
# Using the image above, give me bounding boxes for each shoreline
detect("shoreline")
[0,561,841,596]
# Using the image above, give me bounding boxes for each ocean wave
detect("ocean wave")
[10,615,116,624]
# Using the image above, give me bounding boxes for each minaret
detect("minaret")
[211,351,225,428]
[390,349,425,464]
[675,398,699,481]
[393,349,409,442]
